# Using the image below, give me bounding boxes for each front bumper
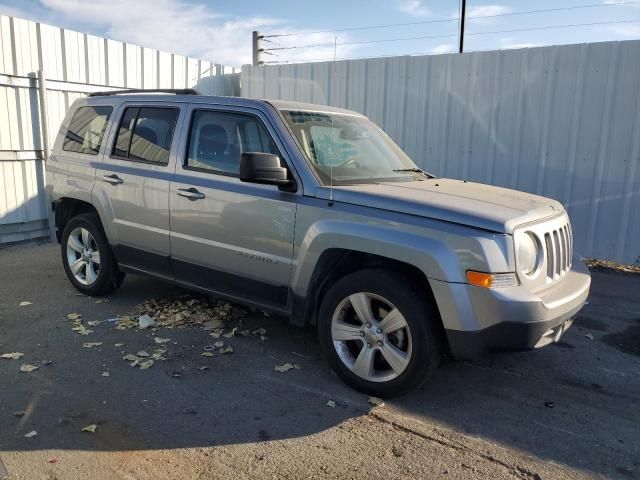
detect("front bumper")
[436,259,591,360]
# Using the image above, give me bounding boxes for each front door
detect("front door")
[169,105,298,310]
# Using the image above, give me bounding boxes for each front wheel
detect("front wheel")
[60,213,124,296]
[318,269,441,398]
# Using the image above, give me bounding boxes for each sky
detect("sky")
[0,0,639,66]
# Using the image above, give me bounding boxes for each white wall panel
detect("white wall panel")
[242,40,640,264]
[0,14,239,242]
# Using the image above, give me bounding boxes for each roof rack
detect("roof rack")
[88,88,201,97]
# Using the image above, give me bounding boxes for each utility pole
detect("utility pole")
[252,31,263,67]
[458,0,466,53]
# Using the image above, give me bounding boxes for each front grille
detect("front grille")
[543,222,572,281]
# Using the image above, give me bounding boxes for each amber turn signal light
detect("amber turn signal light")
[466,271,519,289]
[466,271,493,288]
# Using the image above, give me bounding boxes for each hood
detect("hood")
[317,179,564,233]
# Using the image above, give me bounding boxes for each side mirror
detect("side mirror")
[240,152,292,188]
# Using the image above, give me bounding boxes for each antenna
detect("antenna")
[329,36,337,205]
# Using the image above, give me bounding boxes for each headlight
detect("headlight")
[516,232,539,275]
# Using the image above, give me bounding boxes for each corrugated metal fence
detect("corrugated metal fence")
[242,41,640,264]
[0,15,240,243]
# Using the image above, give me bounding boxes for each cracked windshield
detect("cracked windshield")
[281,110,426,185]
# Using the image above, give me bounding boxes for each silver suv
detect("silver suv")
[46,89,591,397]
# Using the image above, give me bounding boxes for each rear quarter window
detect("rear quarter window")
[62,106,112,155]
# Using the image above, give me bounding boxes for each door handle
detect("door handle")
[103,174,123,185]
[176,188,205,200]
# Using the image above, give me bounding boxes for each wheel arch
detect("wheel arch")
[53,197,100,243]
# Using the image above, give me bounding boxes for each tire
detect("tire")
[60,213,124,296]
[317,269,441,398]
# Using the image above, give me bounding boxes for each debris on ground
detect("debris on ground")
[19,301,32,307]
[544,401,555,408]
[101,371,110,377]
[24,431,37,438]
[326,400,336,408]
[94,299,108,304]
[219,346,234,354]
[154,337,171,344]
[128,294,246,330]
[41,360,52,366]
[201,352,214,357]
[584,258,640,274]
[274,363,300,373]
[1,352,24,360]
[82,342,102,349]
[368,396,385,407]
[68,313,93,336]
[585,333,594,340]
[136,351,150,358]
[138,314,156,329]
[223,327,238,338]
[139,359,154,370]
[81,424,97,433]
[114,343,124,347]
[19,364,39,373]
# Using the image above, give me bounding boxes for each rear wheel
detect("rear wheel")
[318,269,441,398]
[60,213,124,296]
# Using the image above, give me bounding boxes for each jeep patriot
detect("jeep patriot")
[46,89,591,396]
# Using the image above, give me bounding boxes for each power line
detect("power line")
[263,19,640,52]
[262,1,640,38]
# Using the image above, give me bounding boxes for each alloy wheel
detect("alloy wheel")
[331,292,412,382]
[66,227,101,285]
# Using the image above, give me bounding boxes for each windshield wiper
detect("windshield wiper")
[392,168,434,178]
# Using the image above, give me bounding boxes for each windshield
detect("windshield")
[281,110,425,185]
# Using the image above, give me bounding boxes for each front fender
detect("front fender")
[290,219,463,299]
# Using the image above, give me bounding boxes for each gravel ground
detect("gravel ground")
[0,241,638,480]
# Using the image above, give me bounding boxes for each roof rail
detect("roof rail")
[88,88,201,97]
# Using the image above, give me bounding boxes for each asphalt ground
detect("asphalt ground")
[0,241,638,479]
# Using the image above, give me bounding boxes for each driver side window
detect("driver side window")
[185,110,278,176]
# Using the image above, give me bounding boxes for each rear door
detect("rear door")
[169,104,299,310]
[93,102,184,278]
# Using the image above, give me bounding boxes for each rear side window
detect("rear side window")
[62,106,112,155]
[112,107,179,165]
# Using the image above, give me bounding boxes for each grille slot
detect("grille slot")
[543,221,573,282]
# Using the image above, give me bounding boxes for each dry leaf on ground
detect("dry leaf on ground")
[19,301,32,307]
[139,359,154,370]
[219,346,234,354]
[67,313,82,320]
[1,352,24,360]
[368,396,385,407]
[81,424,97,433]
[20,364,39,373]
[101,371,110,377]
[326,400,336,408]
[274,363,295,373]
[154,337,171,344]
[201,352,214,357]
[82,342,102,348]
[24,431,37,438]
